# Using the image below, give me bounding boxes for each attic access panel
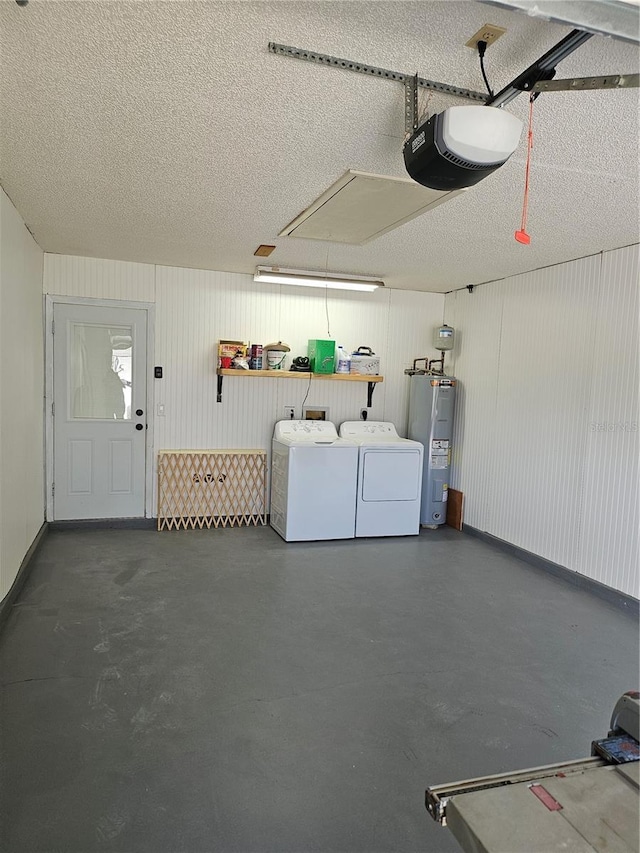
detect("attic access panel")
[279,170,465,245]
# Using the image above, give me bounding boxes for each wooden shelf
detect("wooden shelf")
[216,369,383,404]
[217,369,382,382]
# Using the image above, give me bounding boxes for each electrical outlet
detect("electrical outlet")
[465,24,506,50]
[284,406,295,420]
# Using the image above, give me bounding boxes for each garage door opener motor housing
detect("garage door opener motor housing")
[404,105,523,191]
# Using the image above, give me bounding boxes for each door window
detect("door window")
[70,324,133,420]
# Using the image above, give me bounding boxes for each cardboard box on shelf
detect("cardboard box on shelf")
[218,340,247,369]
[308,339,335,374]
[350,346,380,375]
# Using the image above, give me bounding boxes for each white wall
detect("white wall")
[0,189,45,601]
[44,254,444,509]
[445,244,639,598]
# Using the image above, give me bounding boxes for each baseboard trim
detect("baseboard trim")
[464,525,639,616]
[0,521,49,633]
[49,518,156,531]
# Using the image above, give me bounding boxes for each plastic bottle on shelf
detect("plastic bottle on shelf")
[335,345,351,374]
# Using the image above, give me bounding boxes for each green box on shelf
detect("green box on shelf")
[307,339,335,374]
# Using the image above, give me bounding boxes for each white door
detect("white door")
[53,302,148,520]
[361,449,422,501]
[284,445,358,541]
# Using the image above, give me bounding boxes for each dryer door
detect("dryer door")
[361,449,421,501]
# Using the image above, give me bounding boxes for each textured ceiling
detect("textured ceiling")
[0,0,638,292]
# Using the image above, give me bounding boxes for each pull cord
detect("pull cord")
[515,94,535,245]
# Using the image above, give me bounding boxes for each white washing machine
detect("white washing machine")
[270,420,358,542]
[339,421,423,537]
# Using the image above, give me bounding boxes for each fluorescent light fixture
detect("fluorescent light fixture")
[254,266,384,293]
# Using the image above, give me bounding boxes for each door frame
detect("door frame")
[45,295,156,521]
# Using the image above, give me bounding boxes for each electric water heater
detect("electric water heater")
[408,375,456,526]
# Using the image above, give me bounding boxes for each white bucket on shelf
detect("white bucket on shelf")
[267,350,287,370]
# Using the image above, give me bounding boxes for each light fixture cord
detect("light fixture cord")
[324,247,332,338]
[301,372,312,410]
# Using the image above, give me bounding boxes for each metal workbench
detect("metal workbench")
[425,691,640,853]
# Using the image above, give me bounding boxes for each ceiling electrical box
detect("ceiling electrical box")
[465,24,507,50]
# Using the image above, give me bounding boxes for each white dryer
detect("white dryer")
[270,420,358,542]
[339,421,423,537]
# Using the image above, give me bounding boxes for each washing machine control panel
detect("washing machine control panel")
[274,420,338,441]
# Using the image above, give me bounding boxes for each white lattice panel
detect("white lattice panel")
[158,450,266,530]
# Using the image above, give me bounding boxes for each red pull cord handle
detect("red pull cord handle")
[515,96,535,245]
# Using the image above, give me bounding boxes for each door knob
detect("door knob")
[136,409,144,416]
[135,423,144,430]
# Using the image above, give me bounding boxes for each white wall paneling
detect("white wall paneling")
[45,257,446,515]
[443,284,503,534]
[579,246,639,596]
[491,258,601,569]
[446,245,640,598]
[154,266,284,454]
[44,254,155,302]
[0,189,44,601]
[385,288,445,427]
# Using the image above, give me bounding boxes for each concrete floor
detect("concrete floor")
[0,526,638,853]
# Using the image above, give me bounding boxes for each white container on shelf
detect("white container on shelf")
[266,350,287,370]
[335,345,351,374]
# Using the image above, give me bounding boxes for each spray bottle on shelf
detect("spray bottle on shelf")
[335,345,351,374]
